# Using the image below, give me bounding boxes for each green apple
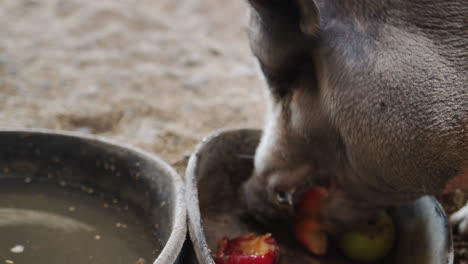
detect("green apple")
[339,210,395,263]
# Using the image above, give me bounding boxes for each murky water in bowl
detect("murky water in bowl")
[0,178,160,264]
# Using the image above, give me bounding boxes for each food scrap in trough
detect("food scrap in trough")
[214,233,279,264]
[294,187,329,256]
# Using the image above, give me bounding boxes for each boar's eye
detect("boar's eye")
[260,63,296,97]
[275,190,293,205]
[259,55,316,98]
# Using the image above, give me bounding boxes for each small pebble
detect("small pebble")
[24,178,32,183]
[115,222,122,228]
[208,45,223,56]
[133,258,145,264]
[94,235,101,240]
[183,76,208,90]
[5,260,14,264]
[103,203,109,209]
[112,199,118,204]
[10,245,24,254]
[230,65,256,78]
[73,127,93,134]
[68,206,76,212]
[0,54,7,65]
[182,53,202,67]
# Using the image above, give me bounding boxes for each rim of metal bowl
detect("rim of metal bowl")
[185,128,259,264]
[0,128,187,264]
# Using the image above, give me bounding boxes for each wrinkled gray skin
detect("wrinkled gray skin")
[241,0,467,234]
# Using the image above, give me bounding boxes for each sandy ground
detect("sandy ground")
[0,0,264,174]
[1,0,467,262]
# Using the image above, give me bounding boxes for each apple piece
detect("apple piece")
[214,252,276,264]
[294,187,329,256]
[214,233,279,264]
[339,210,395,263]
[296,187,329,217]
[295,219,328,256]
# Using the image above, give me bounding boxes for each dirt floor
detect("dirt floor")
[0,0,466,263]
[0,0,264,175]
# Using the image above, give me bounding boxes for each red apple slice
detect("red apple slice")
[214,233,279,264]
[295,218,328,256]
[294,187,329,256]
[297,187,329,216]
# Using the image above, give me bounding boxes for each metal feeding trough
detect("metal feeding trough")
[186,129,454,264]
[0,129,186,264]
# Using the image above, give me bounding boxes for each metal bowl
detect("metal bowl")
[0,129,187,264]
[186,129,453,264]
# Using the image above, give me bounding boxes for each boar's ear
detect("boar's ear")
[247,0,320,36]
[297,0,320,35]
